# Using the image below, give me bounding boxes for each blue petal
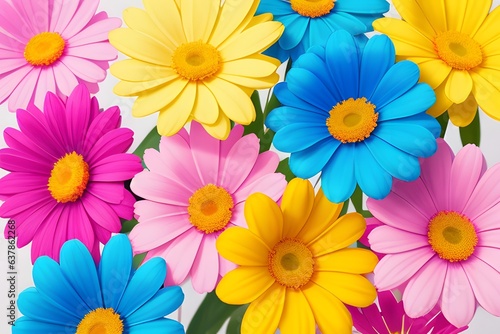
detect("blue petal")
[353,13,385,30]
[378,83,436,122]
[127,318,185,334]
[126,286,184,326]
[60,239,102,310]
[99,234,133,309]
[373,122,437,158]
[256,0,293,16]
[266,106,327,131]
[385,113,441,139]
[321,144,357,203]
[307,17,334,48]
[13,317,74,334]
[359,35,395,99]
[274,83,328,114]
[278,14,309,50]
[370,60,420,108]
[307,45,326,60]
[325,31,361,99]
[273,123,331,153]
[290,137,340,178]
[117,257,167,317]
[323,12,366,35]
[335,0,390,14]
[364,136,421,182]
[354,142,392,200]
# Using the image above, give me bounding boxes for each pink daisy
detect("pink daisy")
[0,84,142,263]
[368,138,500,327]
[348,290,467,334]
[0,0,121,112]
[129,122,287,293]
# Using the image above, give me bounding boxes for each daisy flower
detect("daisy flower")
[0,84,142,263]
[368,138,500,327]
[266,30,440,203]
[109,0,284,140]
[374,0,500,126]
[256,0,389,62]
[14,235,184,334]
[129,122,287,293]
[0,0,121,112]
[216,178,378,334]
[348,290,467,334]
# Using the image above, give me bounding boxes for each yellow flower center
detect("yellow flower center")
[268,238,315,289]
[47,152,90,203]
[427,211,478,262]
[24,32,65,66]
[187,184,234,233]
[326,97,378,143]
[76,308,123,334]
[290,0,335,18]
[433,31,483,70]
[172,41,221,81]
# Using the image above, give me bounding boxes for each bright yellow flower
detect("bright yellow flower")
[109,0,283,139]
[215,179,378,334]
[374,0,500,126]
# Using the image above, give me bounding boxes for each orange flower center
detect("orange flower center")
[188,184,234,233]
[24,32,65,66]
[172,41,221,81]
[290,0,335,18]
[48,152,89,203]
[76,308,123,334]
[433,31,483,70]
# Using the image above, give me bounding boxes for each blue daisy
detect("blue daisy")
[266,30,440,203]
[257,0,389,62]
[13,235,184,334]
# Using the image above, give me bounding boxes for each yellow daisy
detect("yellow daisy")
[374,0,500,126]
[215,179,378,334]
[109,0,284,139]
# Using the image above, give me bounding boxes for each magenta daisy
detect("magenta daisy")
[0,0,121,112]
[0,84,142,263]
[368,138,500,327]
[129,122,287,293]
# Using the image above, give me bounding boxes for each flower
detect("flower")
[0,84,143,263]
[266,30,440,203]
[368,138,500,327]
[216,178,378,334]
[348,290,467,334]
[13,235,185,334]
[373,0,500,126]
[256,0,389,62]
[0,0,121,112]
[128,122,287,293]
[109,0,284,140]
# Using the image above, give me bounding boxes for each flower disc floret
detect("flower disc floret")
[172,41,222,81]
[433,31,483,71]
[188,184,234,234]
[76,308,123,334]
[24,32,65,66]
[290,0,335,18]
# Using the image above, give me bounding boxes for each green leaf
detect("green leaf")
[120,218,139,234]
[187,292,241,334]
[226,305,249,334]
[132,252,146,269]
[339,199,349,216]
[133,126,161,167]
[350,186,372,218]
[276,158,295,182]
[436,112,449,138]
[243,91,264,137]
[459,110,481,147]
[263,93,281,119]
[259,129,275,153]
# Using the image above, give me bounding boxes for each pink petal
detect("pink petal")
[66,202,94,251]
[463,256,500,316]
[130,171,191,206]
[68,17,121,47]
[378,291,404,332]
[0,189,51,217]
[134,200,187,222]
[369,225,429,254]
[0,58,27,76]
[81,192,121,232]
[236,151,280,188]
[86,181,125,204]
[30,206,63,262]
[217,125,244,184]
[348,305,379,334]
[477,229,500,248]
[43,91,70,147]
[65,84,91,148]
[7,67,40,112]
[90,153,142,182]
[14,0,49,35]
[50,0,77,33]
[219,253,237,276]
[474,246,500,273]
[51,61,79,97]
[464,164,500,220]
[391,176,438,218]
[473,203,500,232]
[13,200,57,248]
[108,189,135,220]
[0,2,31,42]
[33,68,57,110]
[190,234,219,293]
[61,0,99,38]
[81,106,121,153]
[359,303,387,333]
[233,173,286,204]
[0,65,32,108]
[60,55,106,82]
[190,121,220,184]
[440,263,476,327]
[229,202,246,227]
[360,217,383,248]
[66,42,117,61]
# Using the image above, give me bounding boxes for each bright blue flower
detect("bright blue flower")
[267,31,440,203]
[13,235,185,334]
[257,0,389,62]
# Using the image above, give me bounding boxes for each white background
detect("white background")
[1,0,500,333]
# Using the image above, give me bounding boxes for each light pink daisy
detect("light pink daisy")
[0,0,121,112]
[0,84,143,263]
[129,122,287,293]
[368,138,500,327]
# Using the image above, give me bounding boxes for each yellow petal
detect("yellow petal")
[218,73,279,89]
[109,28,172,66]
[482,38,500,57]
[110,59,177,82]
[181,0,219,42]
[308,212,365,257]
[296,188,343,244]
[315,248,378,274]
[482,54,500,70]
[245,13,274,29]
[241,283,286,334]
[279,290,315,334]
[156,83,196,136]
[132,78,188,117]
[143,0,186,45]
[113,78,174,96]
[426,79,454,117]
[122,7,174,51]
[221,54,281,78]
[302,283,353,334]
[417,59,452,89]
[392,0,436,39]
[445,70,473,104]
[191,83,219,125]
[281,179,315,239]
[216,226,270,266]
[474,6,500,46]
[216,266,274,305]
[415,0,447,32]
[204,77,255,124]
[471,69,500,121]
[311,271,376,307]
[201,112,231,140]
[448,93,478,126]
[244,193,283,249]
[452,0,490,37]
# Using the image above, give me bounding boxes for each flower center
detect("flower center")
[172,41,221,81]
[76,308,123,334]
[47,152,90,203]
[24,32,65,66]
[290,0,335,18]
[433,31,483,70]
[326,97,378,143]
[427,211,478,262]
[188,184,234,233]
[268,238,314,289]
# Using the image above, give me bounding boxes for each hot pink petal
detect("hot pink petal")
[190,234,220,293]
[349,305,379,334]
[108,189,135,220]
[66,202,95,251]
[81,192,121,232]
[66,84,92,147]
[13,200,57,248]
[233,173,286,204]
[463,256,500,317]
[82,106,121,153]
[0,172,47,197]
[130,171,191,206]
[189,121,220,185]
[4,127,58,163]
[86,181,124,204]
[0,189,50,217]
[85,129,133,164]
[378,291,404,332]
[90,153,142,182]
[464,164,500,220]
[30,206,63,263]
[369,225,429,254]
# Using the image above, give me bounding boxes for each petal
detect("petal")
[354,142,392,200]
[279,289,315,333]
[321,144,357,203]
[190,234,220,293]
[126,286,184,325]
[216,266,274,304]
[445,70,473,104]
[369,225,430,254]
[447,93,479,127]
[281,178,314,239]
[216,226,270,266]
[315,248,378,274]
[156,83,195,137]
[244,193,283,248]
[463,163,500,220]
